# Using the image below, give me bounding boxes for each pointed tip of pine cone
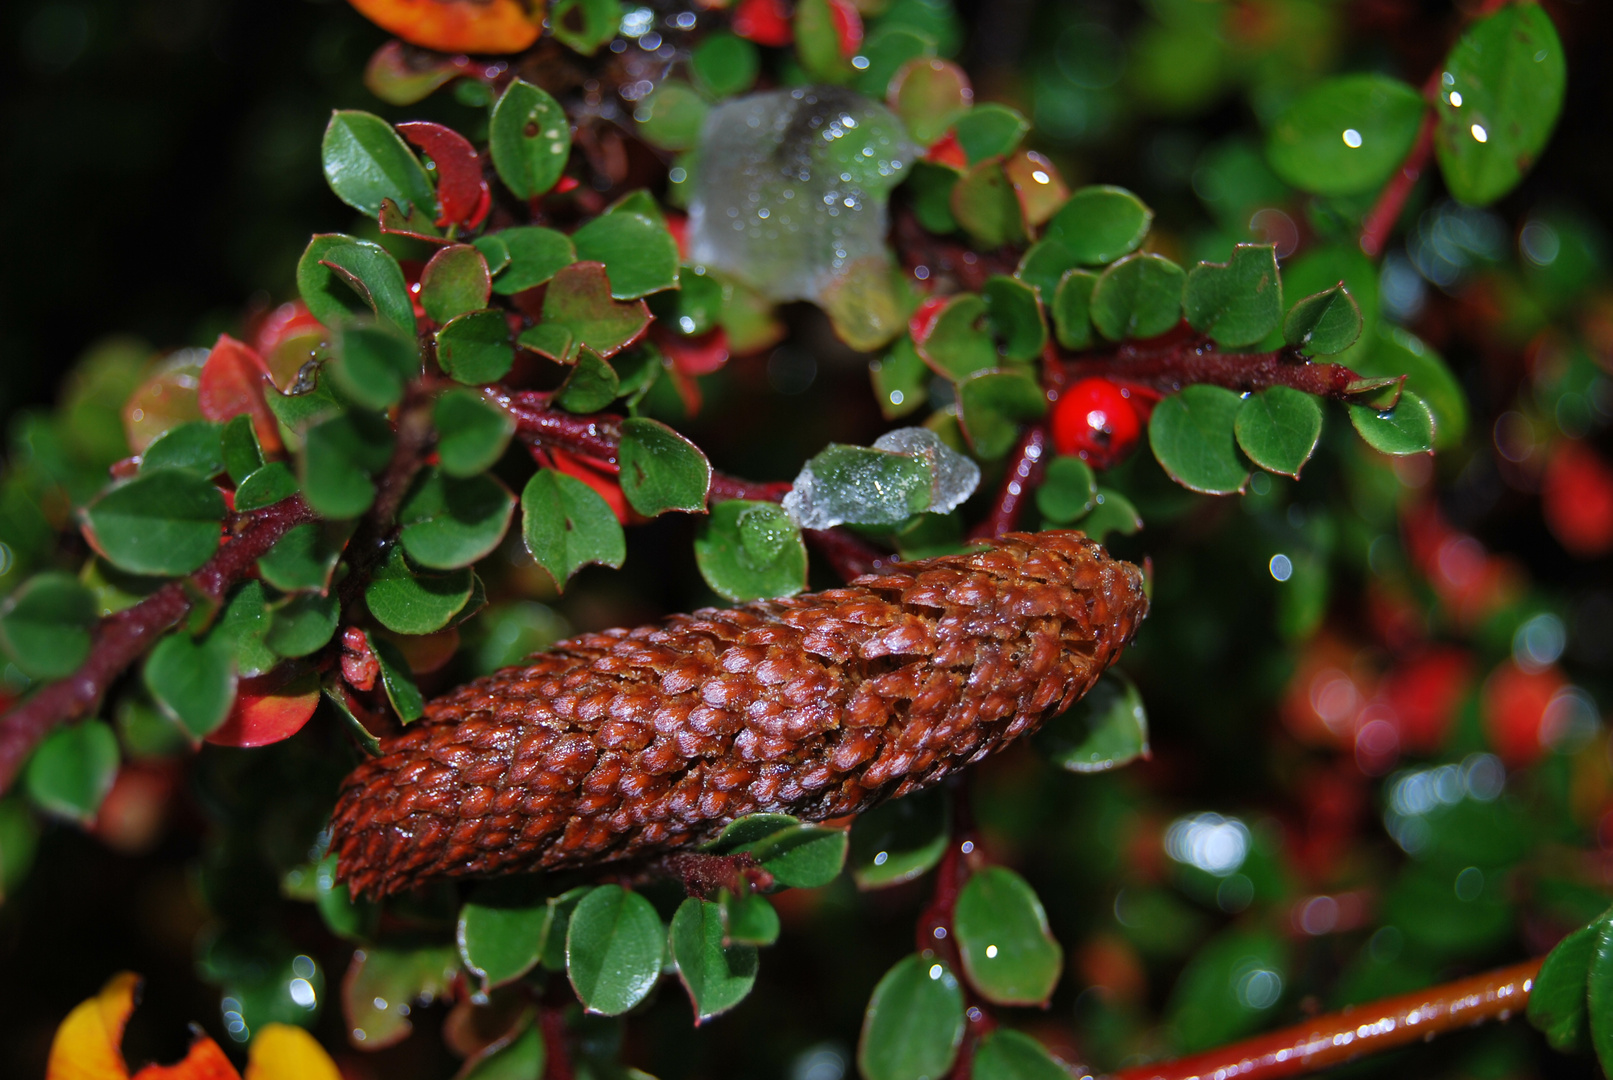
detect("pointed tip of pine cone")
[330,529,1146,898]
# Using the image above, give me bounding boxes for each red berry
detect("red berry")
[1543,440,1613,558]
[1051,378,1143,468]
[1480,660,1566,768]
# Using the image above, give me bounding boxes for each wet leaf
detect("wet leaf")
[343,945,459,1049]
[1352,325,1467,450]
[914,294,995,382]
[719,890,780,946]
[739,824,847,888]
[142,420,223,477]
[1282,285,1362,355]
[489,80,571,200]
[491,227,576,295]
[572,211,680,301]
[858,955,965,1080]
[1529,912,1604,1053]
[321,109,434,219]
[871,336,929,420]
[982,275,1045,362]
[954,867,1062,1005]
[954,104,1029,165]
[1587,912,1613,1074]
[556,349,621,414]
[849,785,950,890]
[397,120,488,229]
[364,544,475,635]
[265,593,340,657]
[1091,253,1185,342]
[520,469,627,590]
[1034,670,1148,774]
[298,234,416,339]
[550,0,620,55]
[1052,269,1100,350]
[1044,186,1153,266]
[460,1023,545,1080]
[459,894,550,994]
[971,1030,1072,1080]
[1035,455,1096,524]
[145,631,236,737]
[1148,385,1248,495]
[1183,244,1281,348]
[420,244,492,325]
[566,885,665,1016]
[330,322,420,411]
[86,469,226,576]
[617,417,711,516]
[691,31,760,98]
[300,411,394,519]
[368,633,424,723]
[1348,390,1435,456]
[438,310,516,386]
[951,160,1027,248]
[1266,74,1426,197]
[25,720,119,824]
[534,262,653,362]
[1435,4,1565,206]
[890,58,972,145]
[670,898,760,1022]
[1235,387,1323,478]
[957,370,1047,461]
[1004,150,1069,229]
[204,665,321,748]
[435,388,515,477]
[0,572,96,680]
[695,500,808,602]
[400,469,516,570]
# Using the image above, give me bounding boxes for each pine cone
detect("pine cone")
[330,530,1147,897]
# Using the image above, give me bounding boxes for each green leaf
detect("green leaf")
[0,573,96,680]
[848,785,950,890]
[905,160,961,234]
[566,885,665,1016]
[435,389,515,477]
[915,294,995,382]
[311,852,378,941]
[535,262,653,362]
[953,867,1062,1005]
[399,469,516,570]
[330,322,420,411]
[669,898,759,1022]
[691,32,759,98]
[957,370,1048,461]
[264,592,339,658]
[972,1031,1072,1080]
[420,244,492,325]
[368,633,424,722]
[858,955,965,1080]
[891,57,971,145]
[472,234,511,276]
[1091,253,1185,342]
[489,80,571,200]
[703,814,801,853]
[1183,244,1281,348]
[951,161,1027,248]
[1265,74,1426,197]
[954,104,1030,164]
[1148,385,1249,495]
[794,0,856,82]
[572,212,680,300]
[1280,243,1379,367]
[24,720,119,825]
[1348,390,1435,456]
[322,110,435,218]
[1352,325,1468,450]
[437,309,515,386]
[1528,913,1603,1053]
[297,234,416,339]
[364,544,475,635]
[142,421,223,477]
[492,227,576,295]
[1235,387,1323,478]
[520,470,627,590]
[1051,269,1100,351]
[1033,670,1148,774]
[695,500,808,603]
[86,470,226,576]
[144,631,236,737]
[1044,186,1154,265]
[649,266,723,338]
[233,463,300,513]
[1587,912,1613,1073]
[458,894,550,993]
[871,336,929,420]
[618,417,712,516]
[215,581,275,677]
[300,411,394,519]
[856,26,935,99]
[981,275,1045,362]
[549,0,621,55]
[1282,285,1362,355]
[635,80,710,153]
[1035,455,1096,524]
[539,886,594,972]
[719,890,779,946]
[461,1024,545,1080]
[1016,239,1080,304]
[258,522,344,593]
[739,824,847,889]
[1166,929,1289,1053]
[556,349,621,414]
[343,945,460,1049]
[1434,4,1565,206]
[220,414,264,485]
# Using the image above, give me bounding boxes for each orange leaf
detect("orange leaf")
[243,1024,341,1080]
[198,335,285,456]
[347,0,544,55]
[205,666,322,749]
[129,1036,239,1080]
[47,971,139,1080]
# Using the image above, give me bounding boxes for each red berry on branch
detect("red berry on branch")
[1050,378,1143,468]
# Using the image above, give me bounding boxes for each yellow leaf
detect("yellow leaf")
[243,1024,341,1080]
[47,972,138,1080]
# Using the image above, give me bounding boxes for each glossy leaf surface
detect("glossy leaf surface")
[1034,670,1149,774]
[669,898,760,1022]
[521,470,627,589]
[858,955,965,1080]
[954,867,1063,1005]
[1149,385,1249,495]
[1235,387,1323,478]
[566,885,665,1016]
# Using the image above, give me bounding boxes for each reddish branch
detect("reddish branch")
[1057,332,1365,400]
[1359,110,1437,259]
[1108,957,1543,1080]
[972,425,1048,540]
[0,495,318,793]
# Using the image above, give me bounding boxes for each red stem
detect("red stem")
[1059,335,1364,400]
[1108,958,1543,1080]
[1358,109,1437,259]
[0,495,317,793]
[539,1001,574,1080]
[971,425,1048,540]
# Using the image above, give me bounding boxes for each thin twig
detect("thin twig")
[1058,333,1365,400]
[1107,958,1542,1080]
[972,425,1048,540]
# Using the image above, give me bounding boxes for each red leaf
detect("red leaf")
[397,120,491,229]
[908,296,948,344]
[197,335,284,455]
[346,0,540,54]
[205,666,321,749]
[129,1034,240,1080]
[733,0,792,46]
[1543,440,1613,557]
[925,131,968,171]
[1481,661,1566,769]
[657,324,730,377]
[549,448,635,524]
[826,0,863,58]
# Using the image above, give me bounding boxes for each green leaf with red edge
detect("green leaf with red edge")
[952,160,1027,248]
[520,469,626,590]
[1282,284,1362,356]
[86,469,226,576]
[1183,244,1282,348]
[364,40,459,106]
[692,31,760,98]
[1148,385,1249,495]
[982,275,1045,362]
[1235,387,1323,478]
[300,410,394,519]
[1266,74,1426,197]
[736,824,848,888]
[1352,325,1468,450]
[420,244,492,324]
[556,349,621,414]
[489,79,571,200]
[1017,238,1080,303]
[669,897,760,1022]
[695,499,808,602]
[460,1021,545,1080]
[871,336,928,420]
[141,420,223,477]
[1434,4,1565,207]
[144,630,236,738]
[856,26,934,100]
[848,785,949,890]
[491,227,575,295]
[566,885,665,1016]
[550,0,621,56]
[1528,911,1605,1053]
[618,417,712,516]
[24,720,119,825]
[972,1031,1072,1080]
[958,370,1047,460]
[890,57,971,145]
[473,234,511,276]
[321,110,436,218]
[366,632,424,723]
[517,322,575,365]
[364,544,475,635]
[202,663,321,748]
[437,310,516,385]
[954,867,1063,1005]
[435,388,515,478]
[1091,253,1185,342]
[1044,186,1153,266]
[329,322,420,411]
[795,0,861,83]
[906,160,961,234]
[458,888,550,994]
[399,468,516,570]
[954,104,1029,164]
[1348,389,1435,456]
[858,955,965,1080]
[343,945,461,1050]
[297,234,416,339]
[1052,269,1100,351]
[539,262,653,362]
[572,212,681,300]
[914,294,994,382]
[379,196,444,243]
[0,572,97,680]
[1004,150,1069,230]
[635,80,710,152]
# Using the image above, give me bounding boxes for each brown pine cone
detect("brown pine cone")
[330,530,1147,897]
